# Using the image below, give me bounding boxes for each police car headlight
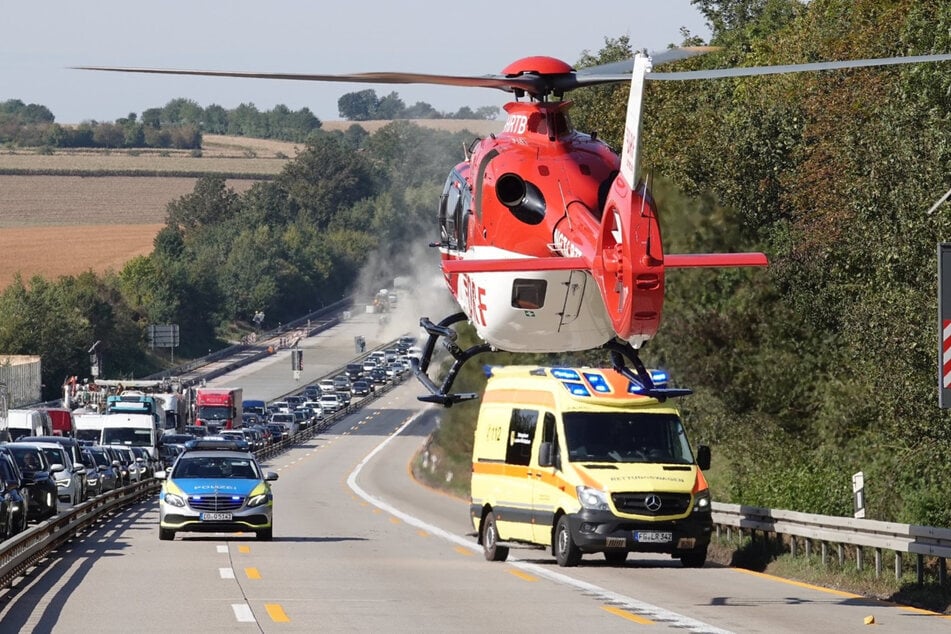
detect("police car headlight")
[246,483,270,508]
[164,492,186,508]
[692,490,711,512]
[247,493,269,507]
[576,486,609,511]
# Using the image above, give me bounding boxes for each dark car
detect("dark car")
[351,380,372,397]
[370,367,388,386]
[1,444,57,522]
[85,446,120,493]
[0,451,29,538]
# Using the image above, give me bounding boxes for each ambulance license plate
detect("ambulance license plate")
[201,512,233,521]
[634,531,672,543]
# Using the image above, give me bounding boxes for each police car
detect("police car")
[156,437,278,541]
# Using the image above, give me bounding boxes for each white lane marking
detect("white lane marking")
[219,567,235,579]
[217,545,229,554]
[232,603,255,623]
[346,414,732,634]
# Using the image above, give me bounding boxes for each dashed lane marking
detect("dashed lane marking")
[602,605,654,624]
[232,603,255,623]
[266,604,290,623]
[219,568,235,579]
[509,569,538,582]
[245,567,261,579]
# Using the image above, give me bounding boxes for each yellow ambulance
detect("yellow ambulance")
[470,365,712,567]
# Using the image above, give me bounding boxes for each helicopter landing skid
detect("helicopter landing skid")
[602,339,693,400]
[412,313,493,407]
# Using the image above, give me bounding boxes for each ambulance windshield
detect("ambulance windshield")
[562,412,693,464]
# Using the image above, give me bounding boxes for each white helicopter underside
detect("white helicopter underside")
[450,246,650,352]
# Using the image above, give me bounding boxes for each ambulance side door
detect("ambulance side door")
[531,411,560,544]
[499,407,539,543]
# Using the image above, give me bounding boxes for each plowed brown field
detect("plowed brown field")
[0,175,255,288]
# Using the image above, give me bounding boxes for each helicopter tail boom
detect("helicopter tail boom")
[665,253,768,268]
[441,256,588,273]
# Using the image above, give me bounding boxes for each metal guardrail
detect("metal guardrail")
[712,502,951,583]
[0,480,158,589]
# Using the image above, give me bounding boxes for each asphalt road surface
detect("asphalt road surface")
[0,313,948,632]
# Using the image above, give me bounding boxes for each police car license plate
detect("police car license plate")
[201,512,233,521]
[634,531,672,543]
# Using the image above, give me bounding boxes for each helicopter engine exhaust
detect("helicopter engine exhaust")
[495,173,546,225]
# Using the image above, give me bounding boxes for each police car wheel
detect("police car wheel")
[257,527,273,541]
[481,511,508,562]
[554,516,581,567]
[159,528,175,541]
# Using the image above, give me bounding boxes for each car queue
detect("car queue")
[0,337,415,543]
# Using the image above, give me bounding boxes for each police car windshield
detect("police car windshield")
[172,456,260,479]
[563,412,693,464]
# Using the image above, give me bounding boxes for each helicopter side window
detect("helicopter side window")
[439,171,466,249]
[511,279,547,310]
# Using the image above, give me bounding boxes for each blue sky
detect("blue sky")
[1,1,711,123]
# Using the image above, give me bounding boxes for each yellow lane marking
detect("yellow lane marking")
[238,545,251,554]
[245,567,261,580]
[454,546,473,556]
[389,517,401,524]
[733,568,862,598]
[734,568,951,618]
[372,508,381,514]
[266,603,290,622]
[602,605,653,624]
[509,569,537,582]
[417,530,429,538]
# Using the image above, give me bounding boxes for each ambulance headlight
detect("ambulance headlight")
[692,490,711,513]
[576,486,610,511]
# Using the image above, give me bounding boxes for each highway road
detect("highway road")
[0,313,948,632]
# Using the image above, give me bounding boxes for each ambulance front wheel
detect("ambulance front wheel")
[481,511,509,561]
[554,515,582,567]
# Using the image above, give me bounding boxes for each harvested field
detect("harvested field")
[0,224,163,287]
[0,175,255,227]
[0,175,256,287]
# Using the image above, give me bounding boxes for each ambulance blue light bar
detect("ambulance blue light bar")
[628,369,670,393]
[582,372,611,393]
[550,368,581,381]
[562,381,591,397]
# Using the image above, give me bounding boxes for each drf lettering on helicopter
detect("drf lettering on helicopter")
[502,114,529,135]
[461,274,487,327]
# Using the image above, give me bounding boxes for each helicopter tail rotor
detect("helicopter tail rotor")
[591,178,665,343]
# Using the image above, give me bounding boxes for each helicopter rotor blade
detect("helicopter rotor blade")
[72,66,549,95]
[647,53,951,81]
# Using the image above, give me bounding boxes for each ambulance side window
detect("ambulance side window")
[505,408,538,466]
[541,412,560,470]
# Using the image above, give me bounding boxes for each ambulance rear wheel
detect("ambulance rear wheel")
[481,511,509,561]
[554,516,581,567]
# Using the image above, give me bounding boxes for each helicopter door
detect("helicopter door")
[556,270,588,330]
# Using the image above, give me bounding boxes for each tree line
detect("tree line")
[0,90,498,150]
[0,120,476,402]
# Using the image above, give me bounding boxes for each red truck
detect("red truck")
[194,387,243,430]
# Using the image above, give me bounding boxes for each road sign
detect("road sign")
[148,324,180,349]
[939,245,951,407]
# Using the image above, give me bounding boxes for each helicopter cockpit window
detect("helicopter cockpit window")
[512,279,547,310]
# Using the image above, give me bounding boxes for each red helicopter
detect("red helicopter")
[78,49,951,404]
